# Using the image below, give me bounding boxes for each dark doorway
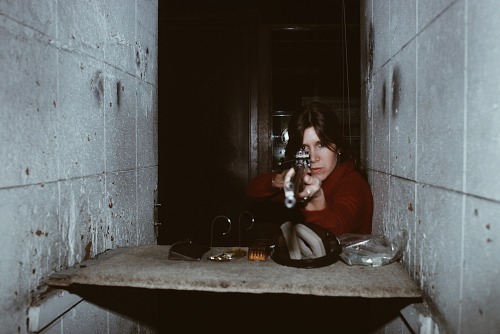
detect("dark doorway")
[157,20,254,245]
[157,1,360,246]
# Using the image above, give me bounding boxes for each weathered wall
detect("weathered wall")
[0,1,158,332]
[361,0,500,332]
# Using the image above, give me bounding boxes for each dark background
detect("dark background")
[157,0,360,246]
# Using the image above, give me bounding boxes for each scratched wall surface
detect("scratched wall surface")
[0,0,158,333]
[361,0,500,333]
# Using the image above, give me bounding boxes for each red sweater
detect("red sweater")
[246,159,373,236]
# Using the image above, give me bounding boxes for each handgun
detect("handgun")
[283,148,310,208]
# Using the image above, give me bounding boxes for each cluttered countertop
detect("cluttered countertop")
[47,242,421,299]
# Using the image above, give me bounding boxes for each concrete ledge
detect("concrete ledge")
[47,244,422,299]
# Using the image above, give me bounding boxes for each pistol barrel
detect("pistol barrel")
[283,149,310,208]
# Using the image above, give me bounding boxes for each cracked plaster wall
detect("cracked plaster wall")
[361,0,500,332]
[0,1,158,333]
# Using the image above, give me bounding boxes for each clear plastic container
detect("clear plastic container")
[337,230,408,267]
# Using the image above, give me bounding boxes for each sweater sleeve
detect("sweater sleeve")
[246,172,284,200]
[301,172,373,236]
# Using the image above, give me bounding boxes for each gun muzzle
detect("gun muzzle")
[284,149,310,208]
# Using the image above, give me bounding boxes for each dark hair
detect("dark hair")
[285,101,367,178]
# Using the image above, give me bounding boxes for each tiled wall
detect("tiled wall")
[361,0,500,332]
[0,0,158,332]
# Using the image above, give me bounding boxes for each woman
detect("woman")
[246,102,373,236]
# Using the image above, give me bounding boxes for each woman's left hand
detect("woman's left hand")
[299,174,323,204]
[283,169,325,210]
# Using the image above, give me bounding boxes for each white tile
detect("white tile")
[28,290,81,333]
[137,0,159,36]
[372,1,391,70]
[62,301,108,334]
[0,0,57,38]
[0,19,58,188]
[466,0,500,202]
[137,167,158,245]
[105,0,137,75]
[136,25,158,86]
[418,0,456,32]
[108,309,140,333]
[39,318,62,334]
[370,170,391,236]
[462,197,500,332]
[57,0,106,60]
[400,303,442,333]
[390,0,416,57]
[59,176,106,266]
[105,66,137,172]
[360,80,371,164]
[57,50,105,179]
[416,2,465,191]
[389,177,416,273]
[0,184,60,332]
[137,80,158,168]
[415,185,462,333]
[371,66,391,173]
[389,40,417,180]
[106,171,137,248]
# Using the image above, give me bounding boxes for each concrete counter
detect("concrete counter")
[48,244,421,299]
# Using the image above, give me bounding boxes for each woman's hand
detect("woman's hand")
[283,168,326,210]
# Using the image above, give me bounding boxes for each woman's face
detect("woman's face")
[302,126,338,181]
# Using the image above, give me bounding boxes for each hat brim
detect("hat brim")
[270,234,341,268]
